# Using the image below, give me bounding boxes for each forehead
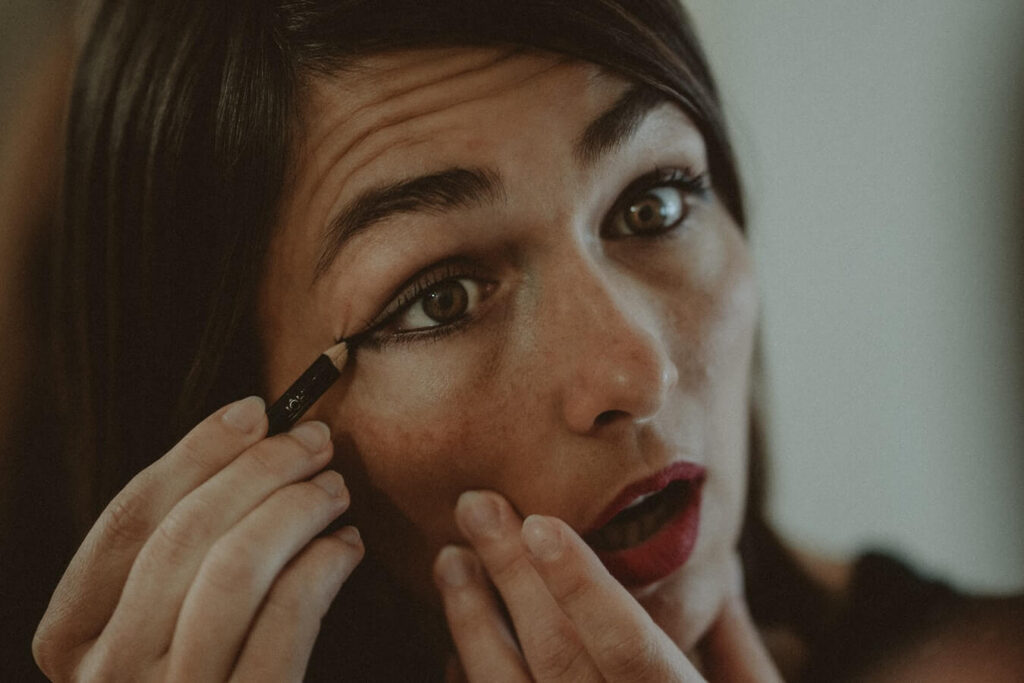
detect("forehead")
[292,47,630,200]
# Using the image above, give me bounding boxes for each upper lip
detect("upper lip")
[583,461,707,537]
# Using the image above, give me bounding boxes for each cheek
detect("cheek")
[701,226,758,541]
[330,342,537,539]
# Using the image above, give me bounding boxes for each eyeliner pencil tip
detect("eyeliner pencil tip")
[325,339,350,370]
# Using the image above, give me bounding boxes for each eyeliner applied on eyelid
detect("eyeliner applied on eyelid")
[264,163,711,432]
[348,164,710,349]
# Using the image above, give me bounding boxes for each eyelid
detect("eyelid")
[361,257,491,335]
[601,166,711,238]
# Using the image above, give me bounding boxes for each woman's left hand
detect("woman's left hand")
[433,490,781,682]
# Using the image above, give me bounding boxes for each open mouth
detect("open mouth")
[584,479,695,552]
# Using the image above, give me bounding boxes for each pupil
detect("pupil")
[629,197,665,232]
[423,281,469,322]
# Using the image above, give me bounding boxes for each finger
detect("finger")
[229,526,364,683]
[456,491,601,682]
[434,545,531,683]
[166,470,350,682]
[699,594,781,683]
[34,396,267,666]
[100,421,333,658]
[521,514,704,683]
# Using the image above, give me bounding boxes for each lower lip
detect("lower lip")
[592,479,704,588]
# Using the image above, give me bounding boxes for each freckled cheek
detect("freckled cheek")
[333,353,540,534]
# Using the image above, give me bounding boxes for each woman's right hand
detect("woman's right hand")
[32,396,364,682]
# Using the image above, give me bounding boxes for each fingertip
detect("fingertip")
[521,514,564,562]
[332,525,362,549]
[288,420,332,453]
[454,491,505,541]
[221,395,267,435]
[434,545,480,590]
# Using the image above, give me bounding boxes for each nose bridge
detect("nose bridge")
[546,254,679,433]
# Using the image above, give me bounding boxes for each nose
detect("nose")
[551,264,680,435]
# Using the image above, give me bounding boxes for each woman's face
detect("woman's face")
[260,47,757,648]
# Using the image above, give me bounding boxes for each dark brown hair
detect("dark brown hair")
[51,1,824,678]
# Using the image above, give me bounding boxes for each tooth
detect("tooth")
[622,492,654,511]
[591,485,689,552]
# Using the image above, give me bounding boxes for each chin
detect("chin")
[631,547,735,651]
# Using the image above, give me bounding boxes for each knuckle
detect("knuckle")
[262,575,318,624]
[183,405,255,456]
[549,564,592,606]
[319,533,363,564]
[245,438,316,481]
[175,428,220,472]
[33,592,89,678]
[444,585,489,631]
[281,480,340,513]
[99,484,155,547]
[244,441,283,478]
[147,499,213,563]
[77,644,126,683]
[31,629,68,679]
[262,589,309,625]
[532,631,589,680]
[599,628,660,681]
[201,542,263,598]
[486,549,533,588]
[257,538,353,624]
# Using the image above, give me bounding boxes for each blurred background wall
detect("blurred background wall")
[2,1,1022,593]
[686,0,1024,591]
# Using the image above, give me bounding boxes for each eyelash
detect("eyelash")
[357,259,492,350]
[360,166,711,349]
[601,166,710,239]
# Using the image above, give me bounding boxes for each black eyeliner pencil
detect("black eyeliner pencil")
[265,340,351,436]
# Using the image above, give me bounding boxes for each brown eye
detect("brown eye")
[422,280,469,323]
[394,278,483,331]
[614,186,687,236]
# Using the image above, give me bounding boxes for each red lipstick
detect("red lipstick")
[583,461,706,587]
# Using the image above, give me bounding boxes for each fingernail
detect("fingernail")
[290,421,330,452]
[436,546,474,588]
[222,396,265,433]
[312,470,346,498]
[522,515,563,561]
[334,526,361,547]
[458,491,501,539]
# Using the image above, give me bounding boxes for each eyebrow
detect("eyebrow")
[314,85,667,282]
[314,167,504,280]
[574,85,668,166]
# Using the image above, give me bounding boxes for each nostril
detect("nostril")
[594,409,627,427]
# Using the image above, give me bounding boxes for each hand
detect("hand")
[33,396,364,682]
[433,490,780,682]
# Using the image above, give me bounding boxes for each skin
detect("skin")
[33,401,365,681]
[31,41,1022,683]
[260,46,760,668]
